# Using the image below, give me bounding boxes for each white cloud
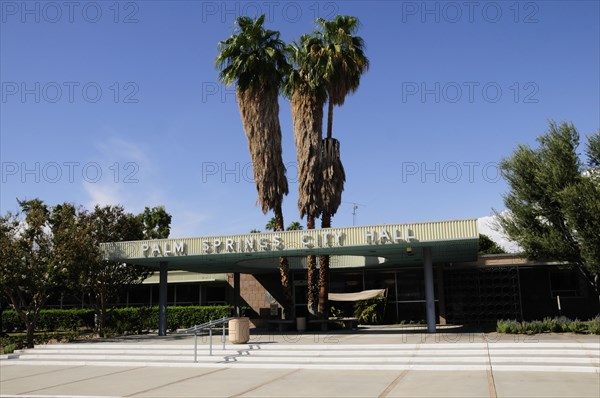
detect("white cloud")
[82,137,162,213]
[83,182,126,209]
[477,213,522,253]
[95,137,154,173]
[168,208,212,238]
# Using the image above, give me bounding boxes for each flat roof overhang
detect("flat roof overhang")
[100,219,479,274]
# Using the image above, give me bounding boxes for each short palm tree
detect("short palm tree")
[284,34,328,315]
[315,15,369,317]
[286,221,304,231]
[265,217,277,231]
[216,15,293,316]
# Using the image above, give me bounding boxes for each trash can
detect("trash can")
[228,317,250,344]
[296,317,306,332]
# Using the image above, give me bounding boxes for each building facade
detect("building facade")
[96,220,599,332]
[98,254,598,327]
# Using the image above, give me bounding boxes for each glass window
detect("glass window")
[396,270,426,301]
[330,272,363,293]
[364,271,396,299]
[175,284,200,305]
[206,285,227,305]
[128,285,152,306]
[550,269,583,298]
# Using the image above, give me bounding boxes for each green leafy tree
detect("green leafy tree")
[0,200,94,347]
[587,132,600,168]
[216,15,293,316]
[586,132,600,179]
[139,206,172,239]
[478,234,507,255]
[496,121,600,300]
[249,229,261,234]
[74,205,162,337]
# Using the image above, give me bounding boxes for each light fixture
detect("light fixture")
[406,246,413,255]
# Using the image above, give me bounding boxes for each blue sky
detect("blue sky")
[1,1,599,244]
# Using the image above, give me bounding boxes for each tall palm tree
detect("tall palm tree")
[284,34,328,316]
[216,15,293,317]
[316,15,370,140]
[315,16,369,317]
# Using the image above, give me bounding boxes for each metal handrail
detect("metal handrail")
[180,317,236,361]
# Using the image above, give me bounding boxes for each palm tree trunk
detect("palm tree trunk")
[274,205,293,319]
[326,99,334,139]
[307,215,318,316]
[318,212,332,318]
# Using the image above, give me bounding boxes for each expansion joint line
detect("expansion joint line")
[485,341,498,398]
[229,368,301,398]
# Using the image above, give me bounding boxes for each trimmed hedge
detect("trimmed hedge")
[106,306,233,334]
[497,317,600,335]
[1,306,233,335]
[1,309,95,332]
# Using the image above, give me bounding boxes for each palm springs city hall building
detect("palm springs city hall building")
[98,219,599,335]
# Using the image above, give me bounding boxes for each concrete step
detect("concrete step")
[15,354,598,365]
[4,341,599,373]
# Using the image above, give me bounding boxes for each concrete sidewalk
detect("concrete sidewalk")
[1,326,599,398]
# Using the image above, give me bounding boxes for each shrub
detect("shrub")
[329,306,343,318]
[1,310,21,332]
[496,319,520,334]
[105,306,233,335]
[2,306,233,336]
[37,309,95,331]
[1,309,95,332]
[528,321,546,334]
[353,299,385,325]
[587,316,600,334]
[496,317,600,335]
[568,319,587,334]
[1,343,16,354]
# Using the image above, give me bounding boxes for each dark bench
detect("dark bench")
[308,319,329,331]
[267,319,294,332]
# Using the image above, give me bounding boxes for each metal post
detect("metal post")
[158,261,168,336]
[209,327,213,356]
[423,247,436,334]
[233,272,241,317]
[222,319,226,350]
[194,333,198,363]
[394,271,399,323]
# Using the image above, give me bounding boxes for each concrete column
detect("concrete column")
[436,267,447,325]
[233,272,241,317]
[423,247,436,333]
[158,261,168,336]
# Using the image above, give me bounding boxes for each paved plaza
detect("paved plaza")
[1,326,599,398]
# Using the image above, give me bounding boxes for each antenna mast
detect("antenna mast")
[343,201,366,226]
